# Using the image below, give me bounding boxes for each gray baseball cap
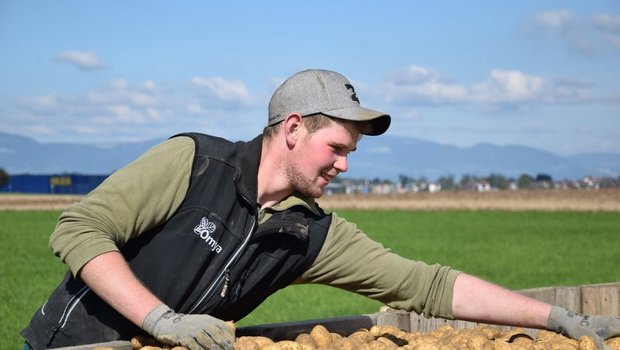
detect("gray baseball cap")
[268,69,391,136]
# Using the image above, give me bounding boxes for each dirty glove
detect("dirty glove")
[142,304,235,350]
[547,305,620,350]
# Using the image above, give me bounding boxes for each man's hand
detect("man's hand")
[142,304,235,350]
[547,305,620,350]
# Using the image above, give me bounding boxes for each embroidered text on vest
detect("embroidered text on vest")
[194,217,223,253]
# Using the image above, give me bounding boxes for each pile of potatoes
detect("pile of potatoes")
[129,324,620,350]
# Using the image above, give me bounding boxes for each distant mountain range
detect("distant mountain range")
[1,132,619,180]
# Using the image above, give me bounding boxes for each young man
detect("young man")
[22,69,619,350]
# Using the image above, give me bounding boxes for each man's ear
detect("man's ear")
[283,113,303,147]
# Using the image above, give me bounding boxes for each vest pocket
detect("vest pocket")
[230,238,295,301]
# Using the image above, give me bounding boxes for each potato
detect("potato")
[295,333,317,349]
[557,339,579,350]
[245,336,275,348]
[234,337,259,350]
[607,337,620,350]
[368,340,391,350]
[578,336,597,350]
[332,332,344,342]
[512,336,534,347]
[131,336,161,349]
[371,325,405,338]
[335,337,360,350]
[262,340,303,350]
[349,329,375,344]
[467,333,493,350]
[475,326,499,340]
[537,331,565,342]
[493,339,513,350]
[407,334,439,348]
[376,336,399,349]
[410,342,439,350]
[310,324,333,348]
[529,343,550,350]
[497,328,530,343]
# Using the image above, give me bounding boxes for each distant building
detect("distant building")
[0,174,108,194]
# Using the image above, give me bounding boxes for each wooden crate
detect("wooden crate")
[50,282,619,348]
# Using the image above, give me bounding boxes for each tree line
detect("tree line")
[0,168,8,189]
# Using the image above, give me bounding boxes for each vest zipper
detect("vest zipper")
[188,215,257,314]
[220,271,230,298]
[48,285,91,345]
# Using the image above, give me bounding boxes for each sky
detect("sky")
[1,1,619,156]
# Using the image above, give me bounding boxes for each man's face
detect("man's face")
[286,119,359,198]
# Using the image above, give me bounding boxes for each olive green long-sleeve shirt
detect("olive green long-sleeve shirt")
[49,136,460,319]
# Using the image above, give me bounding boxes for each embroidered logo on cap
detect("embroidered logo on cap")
[344,83,360,103]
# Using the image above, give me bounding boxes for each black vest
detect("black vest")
[22,133,331,349]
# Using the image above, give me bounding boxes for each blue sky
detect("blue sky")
[1,1,619,156]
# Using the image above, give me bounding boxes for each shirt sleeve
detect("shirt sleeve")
[49,136,195,276]
[297,212,461,319]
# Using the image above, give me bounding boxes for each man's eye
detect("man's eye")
[332,146,348,155]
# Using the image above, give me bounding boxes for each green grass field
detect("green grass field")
[2,210,619,348]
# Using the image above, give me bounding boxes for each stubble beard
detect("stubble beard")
[285,163,324,199]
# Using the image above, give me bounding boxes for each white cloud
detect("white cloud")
[609,34,620,49]
[55,50,105,70]
[185,103,207,115]
[20,93,60,111]
[531,10,574,34]
[384,65,468,104]
[367,146,392,154]
[9,76,265,142]
[471,70,544,103]
[22,124,56,136]
[590,13,620,32]
[191,76,254,105]
[590,13,620,48]
[382,65,595,106]
[523,10,620,53]
[86,80,162,107]
[389,65,437,85]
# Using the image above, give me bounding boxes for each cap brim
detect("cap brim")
[324,106,391,136]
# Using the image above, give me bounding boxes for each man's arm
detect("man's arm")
[451,273,551,328]
[50,137,195,275]
[78,251,235,350]
[452,273,620,350]
[78,251,161,326]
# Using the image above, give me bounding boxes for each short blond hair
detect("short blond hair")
[263,114,361,139]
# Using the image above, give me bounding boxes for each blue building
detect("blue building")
[0,174,108,194]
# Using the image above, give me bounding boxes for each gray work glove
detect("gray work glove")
[547,305,620,350]
[142,304,235,350]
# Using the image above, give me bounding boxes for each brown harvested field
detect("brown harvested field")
[0,194,85,211]
[317,189,620,212]
[2,189,619,212]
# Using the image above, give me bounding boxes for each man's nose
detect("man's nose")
[334,155,348,173]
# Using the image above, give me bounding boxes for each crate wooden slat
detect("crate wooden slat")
[581,284,620,316]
